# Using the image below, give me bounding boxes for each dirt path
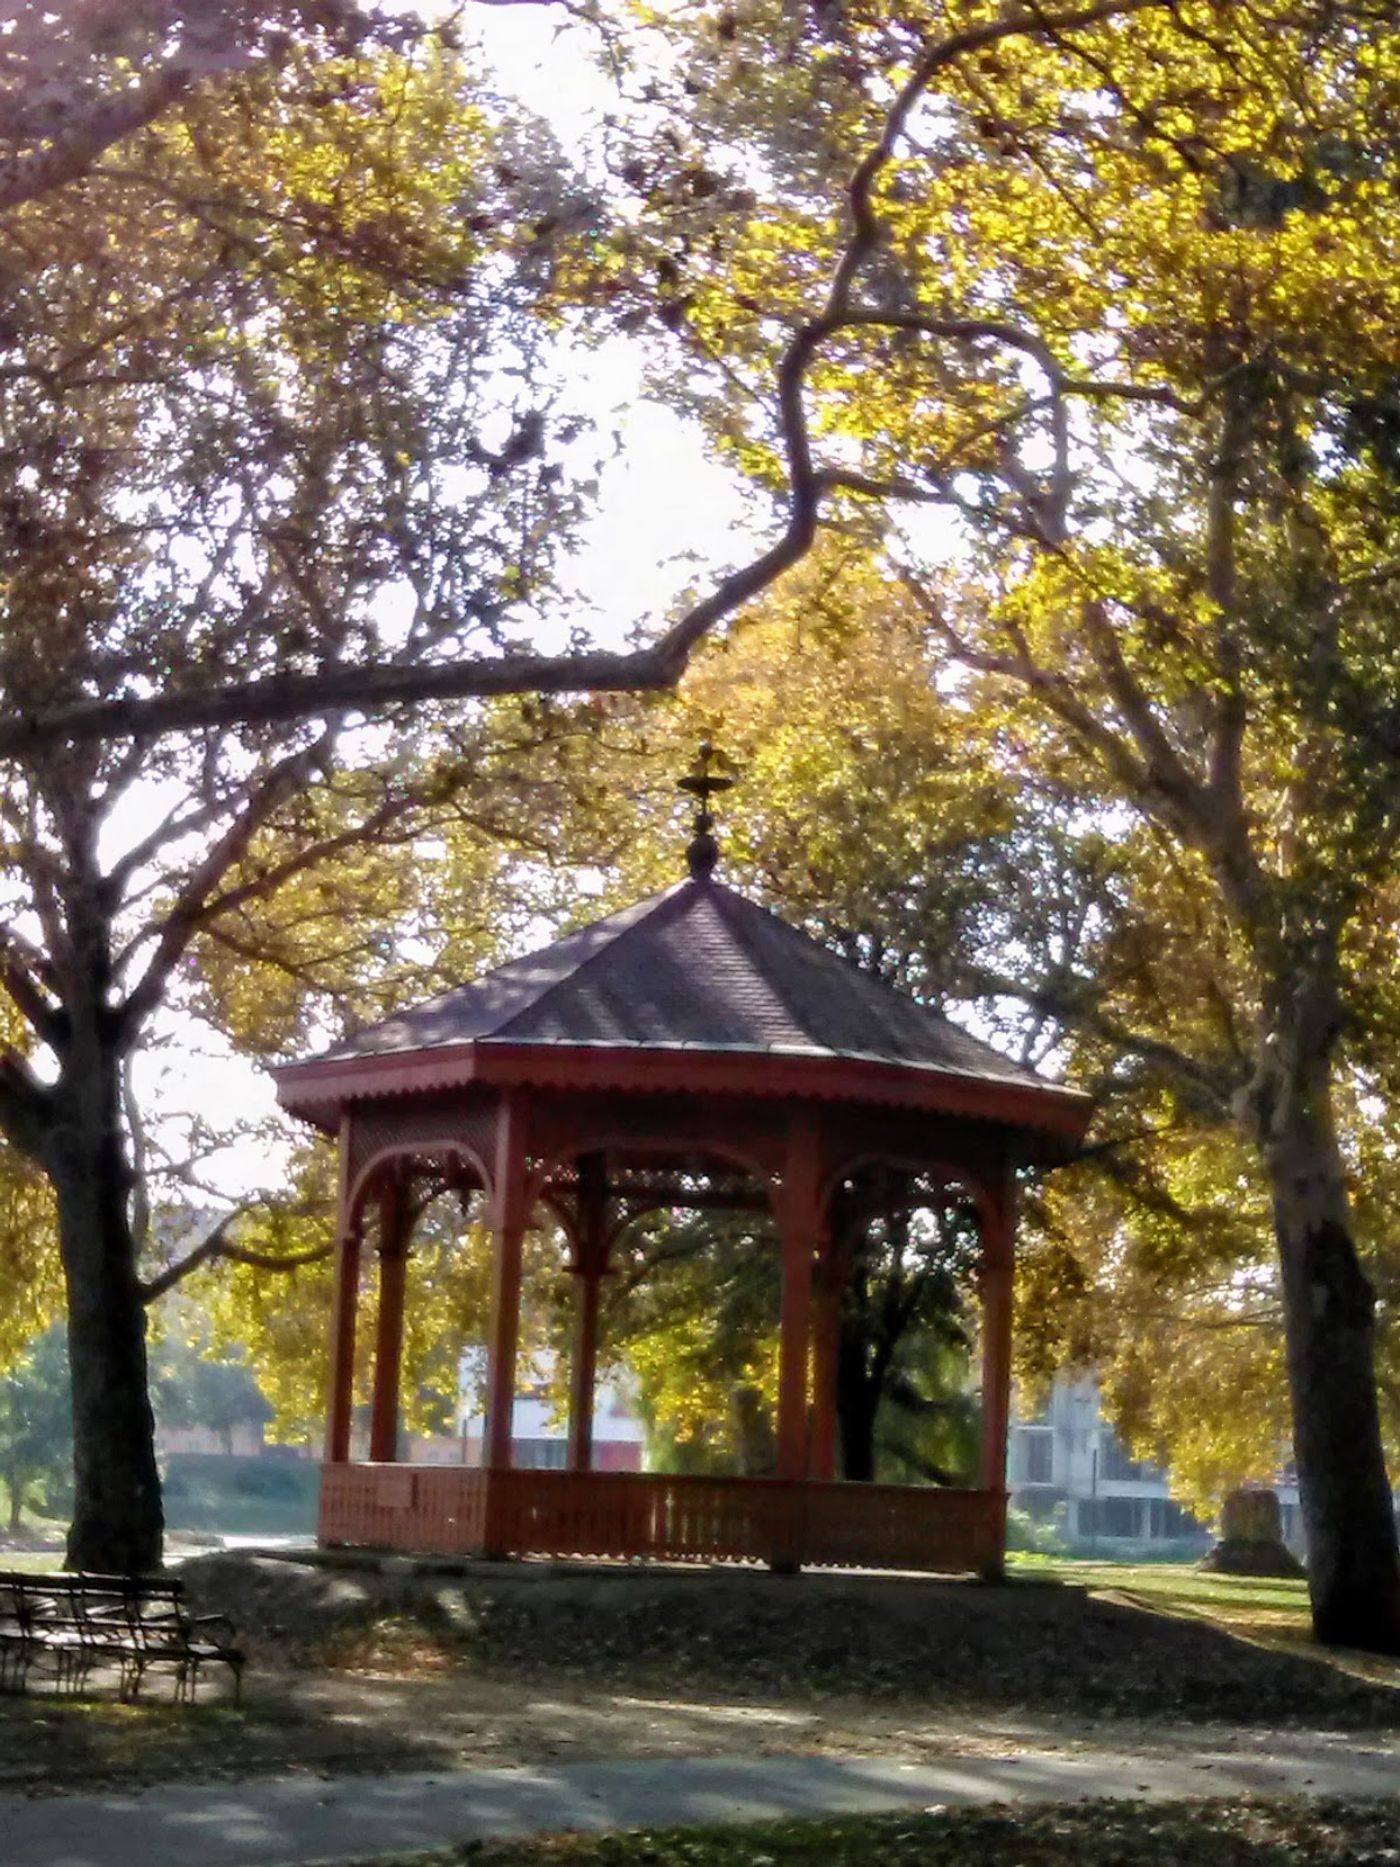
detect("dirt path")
[1,1553,1396,1799]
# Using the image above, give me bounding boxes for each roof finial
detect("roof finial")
[676,738,735,881]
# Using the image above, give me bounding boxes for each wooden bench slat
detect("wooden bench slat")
[0,1568,243,1703]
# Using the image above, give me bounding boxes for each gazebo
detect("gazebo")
[275,767,1092,1575]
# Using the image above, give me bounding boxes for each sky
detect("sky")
[138,11,765,1209]
[472,5,765,651]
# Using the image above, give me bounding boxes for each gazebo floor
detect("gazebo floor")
[319,1463,1006,1574]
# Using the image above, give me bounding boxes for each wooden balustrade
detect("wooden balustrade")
[319,1464,1004,1574]
[319,1463,490,1555]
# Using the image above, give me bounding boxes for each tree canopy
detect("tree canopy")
[4,0,1400,1652]
[0,23,620,1569]
[600,0,1400,1647]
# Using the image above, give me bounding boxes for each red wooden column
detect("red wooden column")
[978,1169,1017,1578]
[484,1091,529,1472]
[325,1115,361,1464]
[567,1153,609,1474]
[369,1172,410,1464]
[776,1112,822,1485]
[808,1221,842,1483]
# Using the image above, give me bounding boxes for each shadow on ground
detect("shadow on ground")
[4,1555,1395,1799]
[182,1553,1400,1729]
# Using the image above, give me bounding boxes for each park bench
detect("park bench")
[0,1569,244,1703]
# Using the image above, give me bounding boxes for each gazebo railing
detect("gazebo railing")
[319,1463,1005,1573]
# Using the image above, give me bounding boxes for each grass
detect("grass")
[1008,1555,1313,1640]
[1005,1559,1400,1693]
[0,1548,66,1574]
[347,1801,1400,1867]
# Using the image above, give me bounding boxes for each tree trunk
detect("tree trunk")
[47,1038,163,1575]
[1260,1052,1400,1651]
[836,1326,879,1482]
[7,1476,22,1533]
[729,1384,776,1477]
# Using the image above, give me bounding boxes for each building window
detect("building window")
[1098,1430,1156,1483]
[1078,1496,1141,1539]
[1019,1429,1054,1484]
[1158,1498,1203,1538]
[513,1438,568,1470]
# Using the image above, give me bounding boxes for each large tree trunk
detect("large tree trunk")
[47,1035,163,1575]
[1259,1045,1400,1650]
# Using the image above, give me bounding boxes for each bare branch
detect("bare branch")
[120,738,332,1035]
[965,960,1237,1113]
[141,1203,332,1303]
[896,567,1165,804]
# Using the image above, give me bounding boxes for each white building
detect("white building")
[442,1372,646,1471]
[1008,1376,1222,1553]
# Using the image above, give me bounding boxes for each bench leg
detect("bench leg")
[0,1642,27,1694]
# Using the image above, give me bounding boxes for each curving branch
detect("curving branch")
[141,1203,332,1303]
[0,0,1169,759]
[119,736,334,1037]
[824,0,1164,319]
[0,64,193,216]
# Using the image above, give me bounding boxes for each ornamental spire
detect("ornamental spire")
[676,739,735,881]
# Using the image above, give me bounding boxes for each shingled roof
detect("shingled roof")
[304,876,1049,1092]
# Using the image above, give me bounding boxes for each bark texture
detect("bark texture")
[46,1034,162,1575]
[1258,1039,1400,1650]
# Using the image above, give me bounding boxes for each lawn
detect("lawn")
[1008,1556,1313,1641]
[354,1801,1400,1867]
[0,1548,67,1574]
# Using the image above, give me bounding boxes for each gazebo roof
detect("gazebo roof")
[276,875,1092,1151]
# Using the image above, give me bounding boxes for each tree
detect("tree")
[0,39,609,1573]
[832,1190,980,1486]
[603,1179,981,1484]
[602,1209,781,1476]
[148,1313,275,1455]
[0,0,829,755]
[0,4,423,215]
[1011,840,1400,1522]
[0,1328,73,1533]
[617,0,1400,1646]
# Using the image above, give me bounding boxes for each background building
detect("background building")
[412,1371,646,1471]
[1008,1376,1217,1555]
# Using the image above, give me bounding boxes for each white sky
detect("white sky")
[139,14,765,1207]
